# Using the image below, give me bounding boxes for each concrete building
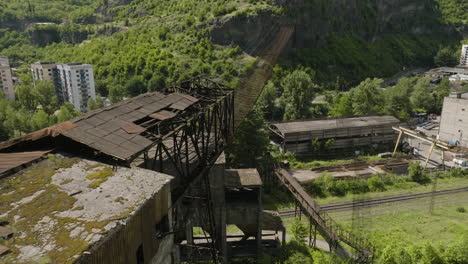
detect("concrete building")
[57,63,96,112]
[0,56,15,100]
[439,93,468,147]
[270,116,400,154]
[460,44,468,66]
[180,154,284,263]
[0,152,175,264]
[31,62,64,103]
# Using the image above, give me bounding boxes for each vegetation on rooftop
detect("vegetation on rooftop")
[0,156,115,263]
[86,167,114,189]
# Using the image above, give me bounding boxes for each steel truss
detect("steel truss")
[131,77,234,264]
[132,77,234,200]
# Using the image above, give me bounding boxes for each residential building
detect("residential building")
[31,61,64,103]
[0,56,15,100]
[57,63,96,112]
[270,116,400,154]
[460,45,468,66]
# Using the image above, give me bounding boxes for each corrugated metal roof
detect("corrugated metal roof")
[271,116,400,136]
[60,91,197,161]
[0,150,53,175]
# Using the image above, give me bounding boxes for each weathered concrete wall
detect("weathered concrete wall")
[439,97,468,147]
[81,184,174,264]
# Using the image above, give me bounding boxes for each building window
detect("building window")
[136,244,144,264]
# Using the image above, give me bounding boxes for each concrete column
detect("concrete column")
[208,153,227,263]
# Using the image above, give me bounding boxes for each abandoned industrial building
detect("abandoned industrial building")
[0,78,286,264]
[395,92,468,169]
[0,152,173,264]
[269,116,400,154]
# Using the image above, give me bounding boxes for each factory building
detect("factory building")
[270,116,400,154]
[0,56,15,100]
[0,152,174,264]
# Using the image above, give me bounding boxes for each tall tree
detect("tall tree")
[226,108,271,169]
[280,70,318,120]
[384,77,415,121]
[411,77,433,113]
[349,78,385,115]
[32,109,50,130]
[34,80,58,115]
[329,93,353,117]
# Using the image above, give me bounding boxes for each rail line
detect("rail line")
[278,186,468,218]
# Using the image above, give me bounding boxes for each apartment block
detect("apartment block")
[57,63,96,112]
[461,45,468,66]
[31,61,64,103]
[0,56,15,100]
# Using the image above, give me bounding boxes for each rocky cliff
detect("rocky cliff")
[211,0,458,56]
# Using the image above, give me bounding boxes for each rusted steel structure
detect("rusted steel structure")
[275,169,374,263]
[0,77,234,264]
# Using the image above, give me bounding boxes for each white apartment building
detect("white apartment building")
[57,63,96,112]
[0,56,15,100]
[460,45,468,66]
[31,61,64,103]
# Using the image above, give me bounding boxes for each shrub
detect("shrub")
[367,176,386,192]
[408,162,430,183]
[456,207,466,213]
[290,219,308,243]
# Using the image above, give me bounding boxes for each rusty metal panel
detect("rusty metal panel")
[178,93,199,103]
[0,227,13,238]
[0,150,52,175]
[130,136,153,148]
[149,110,177,121]
[0,245,9,256]
[120,123,145,134]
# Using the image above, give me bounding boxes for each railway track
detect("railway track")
[278,186,468,218]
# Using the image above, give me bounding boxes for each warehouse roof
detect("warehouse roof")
[270,116,400,137]
[0,91,199,162]
[0,153,172,264]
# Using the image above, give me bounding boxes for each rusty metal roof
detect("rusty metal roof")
[59,91,199,161]
[0,150,53,176]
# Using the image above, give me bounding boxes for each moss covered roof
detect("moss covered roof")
[0,153,172,264]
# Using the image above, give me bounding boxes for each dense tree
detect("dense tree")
[280,70,318,120]
[411,77,434,113]
[384,77,414,121]
[226,108,271,170]
[57,103,79,123]
[329,93,353,117]
[32,110,50,130]
[109,84,126,104]
[258,81,279,120]
[349,78,385,115]
[434,46,458,67]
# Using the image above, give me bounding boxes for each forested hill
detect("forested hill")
[0,0,466,139]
